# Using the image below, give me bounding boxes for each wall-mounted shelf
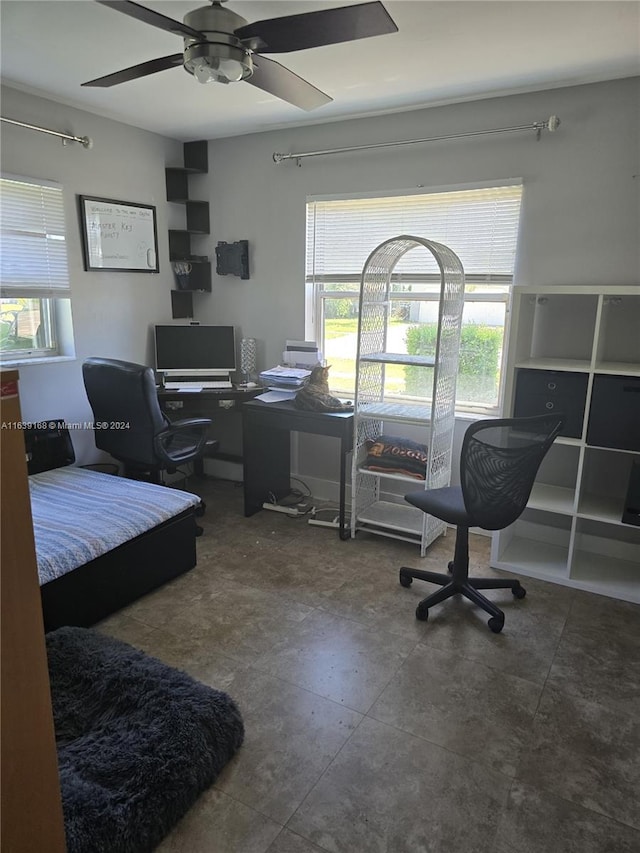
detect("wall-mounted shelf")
[165,140,210,314]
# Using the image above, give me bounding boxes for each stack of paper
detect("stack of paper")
[259,365,311,390]
[282,340,322,368]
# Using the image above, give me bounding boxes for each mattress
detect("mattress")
[30,467,201,584]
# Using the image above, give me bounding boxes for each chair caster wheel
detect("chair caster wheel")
[512,585,526,599]
[488,616,504,633]
[399,570,413,588]
[447,561,454,573]
[416,603,429,621]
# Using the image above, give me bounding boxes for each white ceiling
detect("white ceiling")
[1,1,639,141]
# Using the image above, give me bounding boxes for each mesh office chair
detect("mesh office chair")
[400,413,564,633]
[82,357,217,484]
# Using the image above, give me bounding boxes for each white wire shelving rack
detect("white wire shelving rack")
[350,236,465,555]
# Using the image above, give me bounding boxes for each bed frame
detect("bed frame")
[40,508,197,632]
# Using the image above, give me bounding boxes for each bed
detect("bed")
[31,467,201,631]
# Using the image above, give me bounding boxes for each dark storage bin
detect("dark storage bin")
[513,369,588,438]
[587,374,640,452]
[622,459,640,526]
[24,420,75,474]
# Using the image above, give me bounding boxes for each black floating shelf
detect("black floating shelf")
[165,140,211,298]
[170,261,212,293]
[171,290,193,319]
[165,141,209,175]
[184,140,208,172]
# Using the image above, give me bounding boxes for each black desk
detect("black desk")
[242,399,354,540]
[158,386,262,469]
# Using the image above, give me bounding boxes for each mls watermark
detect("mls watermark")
[1,421,131,430]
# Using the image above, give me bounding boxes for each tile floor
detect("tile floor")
[98,479,640,853]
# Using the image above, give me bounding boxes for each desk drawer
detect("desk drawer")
[513,369,588,438]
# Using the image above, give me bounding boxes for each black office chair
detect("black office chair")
[400,413,564,633]
[82,357,217,485]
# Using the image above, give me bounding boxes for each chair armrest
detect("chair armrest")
[166,417,213,430]
[154,418,213,466]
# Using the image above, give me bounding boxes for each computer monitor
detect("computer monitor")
[154,324,236,378]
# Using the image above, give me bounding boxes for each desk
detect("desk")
[242,399,354,540]
[158,386,262,469]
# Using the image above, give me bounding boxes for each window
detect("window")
[0,175,72,362]
[306,183,523,413]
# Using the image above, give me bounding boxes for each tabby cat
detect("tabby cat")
[294,365,354,412]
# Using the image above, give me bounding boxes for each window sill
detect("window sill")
[0,355,76,368]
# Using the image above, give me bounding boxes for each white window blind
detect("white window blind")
[306,184,523,281]
[0,175,70,298]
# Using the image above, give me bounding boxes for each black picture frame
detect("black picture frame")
[78,195,159,273]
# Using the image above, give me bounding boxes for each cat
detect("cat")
[294,365,354,412]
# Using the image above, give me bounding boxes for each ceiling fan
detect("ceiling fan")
[82,0,398,111]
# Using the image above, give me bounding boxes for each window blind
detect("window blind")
[0,175,70,298]
[306,184,523,281]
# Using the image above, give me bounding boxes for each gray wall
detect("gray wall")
[198,77,640,491]
[0,85,182,462]
[2,77,638,485]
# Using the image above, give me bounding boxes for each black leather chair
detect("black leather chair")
[400,413,564,633]
[82,357,217,485]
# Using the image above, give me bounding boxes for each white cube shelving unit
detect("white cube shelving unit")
[492,285,640,602]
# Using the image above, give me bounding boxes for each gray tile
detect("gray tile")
[156,788,281,853]
[567,590,640,638]
[404,576,572,684]
[133,629,246,691]
[122,569,209,625]
[547,622,640,718]
[253,610,413,713]
[215,669,362,824]
[96,611,158,647]
[320,565,441,640]
[216,545,349,608]
[288,716,511,853]
[495,780,640,853]
[266,829,329,853]
[158,580,313,665]
[517,685,640,830]
[369,644,541,777]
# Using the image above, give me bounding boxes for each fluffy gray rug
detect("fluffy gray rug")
[46,626,244,853]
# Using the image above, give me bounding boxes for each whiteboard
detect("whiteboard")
[79,196,159,272]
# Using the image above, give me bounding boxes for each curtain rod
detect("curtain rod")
[0,116,93,149]
[273,115,560,164]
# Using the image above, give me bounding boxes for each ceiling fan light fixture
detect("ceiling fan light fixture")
[184,42,253,85]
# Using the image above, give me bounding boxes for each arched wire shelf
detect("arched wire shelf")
[350,235,465,555]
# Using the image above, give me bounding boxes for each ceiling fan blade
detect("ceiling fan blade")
[235,1,397,54]
[82,54,184,87]
[94,0,202,39]
[247,54,332,111]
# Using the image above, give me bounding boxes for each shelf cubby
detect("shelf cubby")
[570,518,640,601]
[578,448,638,525]
[595,293,640,370]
